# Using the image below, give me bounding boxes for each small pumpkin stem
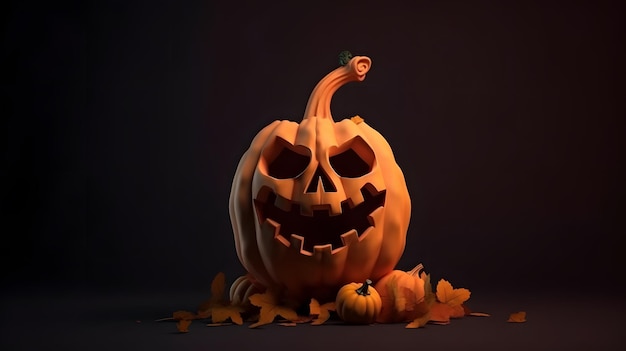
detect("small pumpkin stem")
[356,279,373,296]
[407,263,424,277]
[302,53,372,121]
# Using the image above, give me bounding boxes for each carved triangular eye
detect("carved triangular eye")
[263,137,311,179]
[330,136,375,178]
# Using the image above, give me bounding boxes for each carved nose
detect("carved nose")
[306,165,337,193]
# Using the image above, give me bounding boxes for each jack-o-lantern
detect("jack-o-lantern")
[229,53,411,305]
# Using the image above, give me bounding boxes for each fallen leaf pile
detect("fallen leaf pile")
[160,269,531,333]
[167,272,245,332]
[248,291,299,328]
[160,272,337,332]
[406,269,490,329]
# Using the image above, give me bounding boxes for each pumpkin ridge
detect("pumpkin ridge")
[357,123,411,279]
[230,120,283,287]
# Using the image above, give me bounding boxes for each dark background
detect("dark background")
[3,1,625,350]
[2,1,625,346]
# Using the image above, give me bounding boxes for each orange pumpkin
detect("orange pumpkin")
[336,279,382,324]
[374,263,428,323]
[229,53,411,304]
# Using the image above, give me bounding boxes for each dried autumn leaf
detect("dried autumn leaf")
[279,322,297,327]
[406,312,431,329]
[468,312,491,317]
[389,276,422,313]
[508,311,527,323]
[173,310,196,321]
[450,304,465,318]
[206,323,232,327]
[211,272,226,302]
[169,272,240,333]
[462,304,490,317]
[172,310,196,332]
[435,279,470,307]
[211,305,244,325]
[177,319,192,333]
[309,298,321,316]
[278,316,314,323]
[248,292,299,328]
[195,272,244,325]
[309,298,336,326]
[429,302,454,324]
[196,309,211,320]
[420,272,436,306]
[293,316,315,323]
[198,272,226,312]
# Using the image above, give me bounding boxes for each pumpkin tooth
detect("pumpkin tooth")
[265,218,289,247]
[255,186,273,204]
[340,229,359,246]
[311,204,333,217]
[273,193,293,212]
[289,234,306,253]
[340,198,356,213]
[299,204,314,217]
[360,206,385,241]
[313,244,332,257]
[349,189,366,208]
[265,218,280,230]
[360,183,381,200]
[368,206,385,227]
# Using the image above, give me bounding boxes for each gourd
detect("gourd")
[336,279,382,324]
[374,264,428,323]
[229,274,266,309]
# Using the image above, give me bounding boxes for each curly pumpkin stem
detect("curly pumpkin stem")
[302,53,372,121]
[355,279,373,296]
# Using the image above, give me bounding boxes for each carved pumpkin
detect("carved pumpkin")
[374,263,428,323]
[229,53,411,304]
[336,279,382,324]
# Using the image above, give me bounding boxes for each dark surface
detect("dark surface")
[1,288,625,351]
[2,0,625,349]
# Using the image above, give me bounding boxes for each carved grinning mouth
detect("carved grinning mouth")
[253,184,386,254]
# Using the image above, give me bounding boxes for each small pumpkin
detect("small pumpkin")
[336,279,382,324]
[374,263,428,323]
